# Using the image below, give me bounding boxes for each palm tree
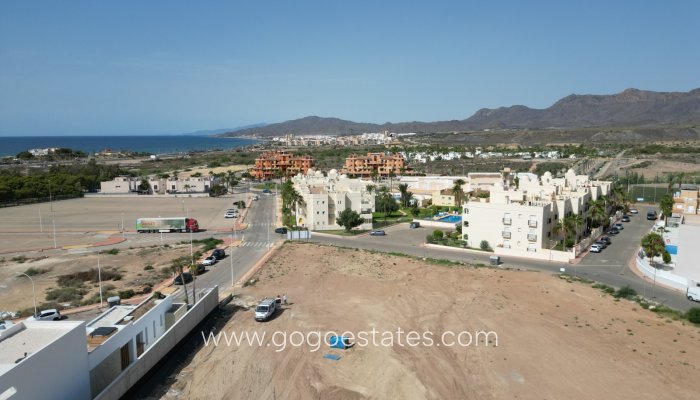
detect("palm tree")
[388,170,396,190]
[641,232,665,267]
[566,213,584,242]
[398,183,412,207]
[370,169,379,183]
[171,258,189,305]
[589,199,606,228]
[452,179,466,206]
[553,219,568,249]
[366,184,375,195]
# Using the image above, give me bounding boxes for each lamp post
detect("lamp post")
[52,216,57,249]
[97,251,103,308]
[20,273,37,317]
[230,232,234,289]
[121,212,125,239]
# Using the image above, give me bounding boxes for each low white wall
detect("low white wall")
[94,286,220,400]
[495,246,574,263]
[635,251,688,292]
[415,219,457,229]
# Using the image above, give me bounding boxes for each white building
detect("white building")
[463,169,612,255]
[292,169,375,231]
[100,175,218,195]
[1,320,91,400]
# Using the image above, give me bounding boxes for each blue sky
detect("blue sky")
[1,1,699,136]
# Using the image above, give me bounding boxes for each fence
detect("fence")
[0,193,82,208]
[626,184,669,204]
[286,229,311,240]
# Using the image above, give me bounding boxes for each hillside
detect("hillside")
[221,88,700,137]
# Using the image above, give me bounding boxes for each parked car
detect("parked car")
[224,211,237,218]
[647,210,657,220]
[194,264,206,274]
[226,208,239,214]
[369,230,386,236]
[613,223,624,230]
[629,208,639,214]
[211,248,226,260]
[600,236,612,245]
[274,227,288,234]
[609,228,620,235]
[589,244,603,253]
[253,195,259,201]
[174,272,193,285]
[594,240,608,249]
[33,309,62,321]
[621,215,630,222]
[255,298,277,321]
[202,256,217,266]
[262,188,271,194]
[687,286,700,302]
[409,221,421,229]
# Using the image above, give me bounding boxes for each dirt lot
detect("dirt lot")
[154,243,700,400]
[0,244,194,315]
[0,195,245,252]
[616,157,700,180]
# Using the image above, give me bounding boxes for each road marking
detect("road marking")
[580,264,622,267]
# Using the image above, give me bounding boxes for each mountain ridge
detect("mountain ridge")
[221,88,700,137]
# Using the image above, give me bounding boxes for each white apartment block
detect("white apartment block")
[292,169,375,231]
[463,169,611,254]
[100,175,218,195]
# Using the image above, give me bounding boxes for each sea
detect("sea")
[0,135,258,157]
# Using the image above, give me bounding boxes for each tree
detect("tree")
[659,194,674,222]
[208,184,227,197]
[480,240,491,251]
[398,183,413,207]
[410,203,420,218]
[388,170,396,190]
[138,179,151,194]
[564,213,584,242]
[662,250,672,264]
[170,257,189,305]
[376,188,399,220]
[641,232,665,267]
[432,230,444,240]
[589,199,606,228]
[452,178,466,206]
[553,219,568,248]
[336,209,363,232]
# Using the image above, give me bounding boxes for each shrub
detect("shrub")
[144,265,154,271]
[24,267,50,276]
[11,255,27,263]
[614,285,637,299]
[46,287,87,303]
[687,307,700,324]
[662,251,672,264]
[192,237,224,252]
[426,234,434,244]
[480,240,492,251]
[432,230,444,240]
[118,289,135,299]
[105,248,120,255]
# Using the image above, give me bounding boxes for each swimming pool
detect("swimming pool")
[438,215,462,223]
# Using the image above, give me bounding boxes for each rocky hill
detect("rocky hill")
[222,88,700,137]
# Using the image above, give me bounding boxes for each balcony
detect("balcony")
[502,231,511,239]
[527,234,537,242]
[528,220,538,228]
[502,218,512,225]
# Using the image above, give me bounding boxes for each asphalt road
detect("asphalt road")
[308,206,696,312]
[175,192,281,302]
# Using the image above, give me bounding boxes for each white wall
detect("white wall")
[0,321,91,400]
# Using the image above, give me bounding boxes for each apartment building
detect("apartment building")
[100,175,217,195]
[462,169,611,255]
[292,169,374,231]
[0,288,219,400]
[673,185,699,215]
[252,150,314,180]
[341,152,413,177]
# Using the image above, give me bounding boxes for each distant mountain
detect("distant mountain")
[220,88,700,137]
[183,123,266,136]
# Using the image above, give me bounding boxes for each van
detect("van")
[687,285,700,302]
[255,298,277,321]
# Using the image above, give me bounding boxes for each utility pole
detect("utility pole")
[98,251,103,308]
[20,273,37,318]
[230,233,234,289]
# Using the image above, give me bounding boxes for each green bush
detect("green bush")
[24,267,50,276]
[432,230,444,240]
[144,265,154,271]
[105,248,120,255]
[46,287,87,303]
[192,237,224,252]
[687,307,700,324]
[614,285,637,299]
[480,240,492,251]
[11,255,27,263]
[118,289,135,299]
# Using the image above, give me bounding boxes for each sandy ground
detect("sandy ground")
[0,244,194,315]
[155,243,700,400]
[0,195,247,253]
[616,158,700,180]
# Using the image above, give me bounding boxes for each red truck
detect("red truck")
[136,217,200,233]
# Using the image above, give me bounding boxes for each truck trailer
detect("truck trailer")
[136,217,199,233]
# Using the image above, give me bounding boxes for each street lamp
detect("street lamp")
[97,251,103,308]
[20,273,37,317]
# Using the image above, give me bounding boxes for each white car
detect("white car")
[589,244,603,253]
[629,208,639,214]
[202,256,217,266]
[224,211,238,218]
[31,309,62,321]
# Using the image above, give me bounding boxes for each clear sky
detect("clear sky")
[1,1,699,136]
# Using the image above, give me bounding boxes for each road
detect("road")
[307,206,696,312]
[175,191,281,303]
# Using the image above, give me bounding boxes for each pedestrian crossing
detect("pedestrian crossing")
[239,241,275,248]
[246,222,277,228]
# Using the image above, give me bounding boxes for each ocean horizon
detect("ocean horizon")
[0,135,258,157]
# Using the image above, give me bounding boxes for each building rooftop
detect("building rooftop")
[0,320,84,374]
